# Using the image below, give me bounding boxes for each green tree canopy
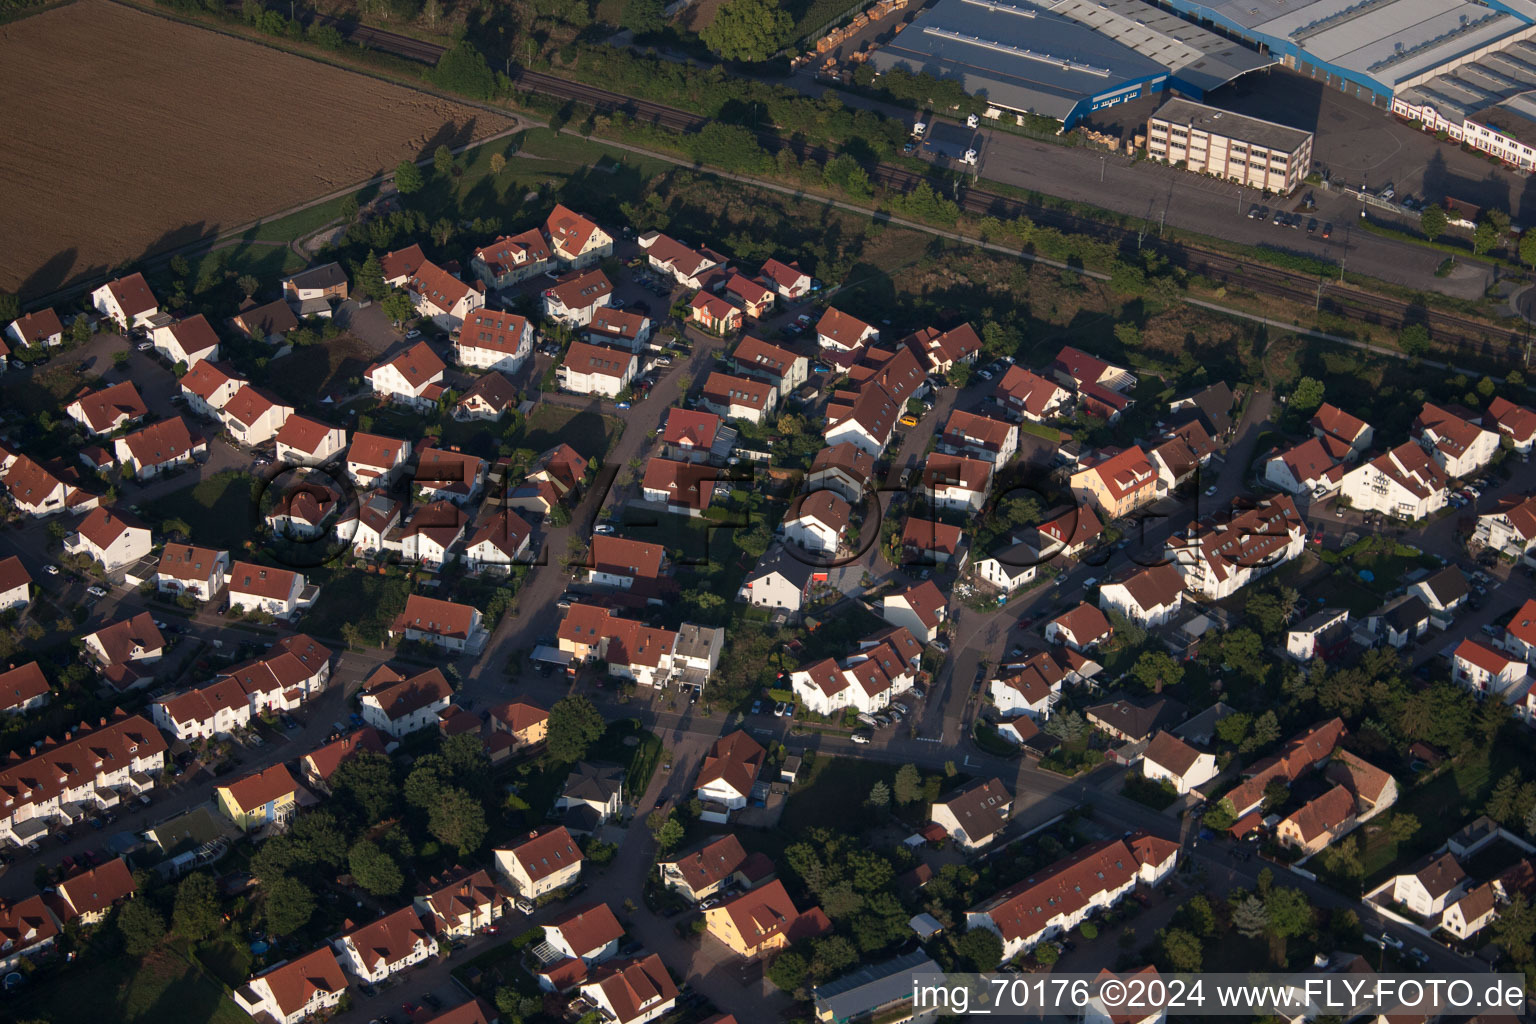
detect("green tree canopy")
[331,750,398,824]
[263,874,316,936]
[700,0,793,61]
[547,695,606,763]
[118,898,167,956]
[1291,375,1325,413]
[349,839,405,896]
[394,160,424,195]
[172,872,221,942]
[429,786,488,855]
[1420,205,1447,244]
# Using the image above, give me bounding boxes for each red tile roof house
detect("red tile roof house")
[559,340,637,398]
[638,231,725,288]
[657,835,775,906]
[389,593,487,653]
[545,204,614,267]
[113,417,207,479]
[0,712,166,847]
[541,901,624,975]
[586,535,667,590]
[938,409,1019,464]
[414,867,510,940]
[994,365,1071,422]
[660,408,730,465]
[66,381,148,436]
[0,662,50,716]
[64,506,151,572]
[1045,602,1115,652]
[453,370,519,422]
[231,297,300,344]
[930,777,1014,851]
[1310,402,1374,461]
[2,455,99,518]
[0,896,60,973]
[366,341,447,413]
[759,257,812,299]
[274,414,347,466]
[543,268,615,327]
[688,291,743,334]
[495,826,585,898]
[1166,495,1307,600]
[578,954,678,1024]
[989,649,1077,719]
[1485,395,1536,455]
[729,335,807,397]
[808,443,876,503]
[335,492,405,558]
[815,307,879,354]
[586,307,652,352]
[465,509,533,573]
[917,452,994,513]
[642,457,720,517]
[180,359,245,419]
[226,562,314,619]
[783,491,851,557]
[233,946,350,1024]
[1452,638,1529,699]
[5,307,64,349]
[471,227,554,288]
[723,274,774,319]
[1414,401,1501,479]
[695,730,766,823]
[901,516,967,568]
[701,371,777,425]
[301,727,388,793]
[1261,436,1346,502]
[46,855,136,927]
[1140,731,1218,795]
[1098,562,1184,629]
[83,612,165,688]
[266,483,341,541]
[401,257,486,330]
[221,385,294,446]
[333,905,436,983]
[881,580,948,643]
[454,308,532,373]
[903,322,982,374]
[964,833,1179,964]
[824,383,899,457]
[149,313,220,368]
[703,878,831,959]
[1339,441,1449,520]
[345,432,413,488]
[90,273,159,330]
[414,447,488,506]
[149,677,248,742]
[359,664,455,739]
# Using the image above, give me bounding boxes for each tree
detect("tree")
[1264,886,1314,962]
[547,696,606,763]
[430,41,495,99]
[349,839,404,896]
[649,811,684,853]
[621,0,665,35]
[331,751,397,824]
[71,315,92,346]
[893,764,923,805]
[1494,894,1536,963]
[700,0,792,62]
[1215,711,1251,747]
[1321,835,1363,882]
[1385,812,1420,842]
[866,779,890,808]
[433,144,455,177]
[118,898,167,955]
[1290,375,1325,413]
[1131,650,1183,694]
[172,872,221,942]
[489,152,507,175]
[767,951,808,992]
[1245,592,1289,637]
[1420,205,1447,244]
[1160,927,1203,971]
[1114,322,1142,348]
[394,160,424,196]
[355,251,387,301]
[381,289,416,325]
[1520,230,1536,271]
[0,293,18,322]
[262,874,315,936]
[954,927,1003,971]
[1232,895,1269,940]
[1399,322,1431,358]
[1474,218,1500,257]
[429,786,487,855]
[237,274,261,299]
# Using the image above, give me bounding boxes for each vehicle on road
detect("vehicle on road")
[899,415,919,427]
[43,565,58,576]
[404,329,421,339]
[86,586,107,598]
[750,700,763,715]
[1322,223,1333,239]
[851,731,871,744]
[594,524,616,535]
[616,401,631,410]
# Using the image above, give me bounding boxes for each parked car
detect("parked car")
[86,586,107,598]
[43,565,58,576]
[750,699,763,715]
[594,524,616,535]
[851,732,871,744]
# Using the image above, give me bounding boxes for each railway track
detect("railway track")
[311,16,1526,363]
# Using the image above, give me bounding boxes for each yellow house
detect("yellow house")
[216,763,299,832]
[703,879,830,959]
[1069,446,1159,521]
[489,701,549,750]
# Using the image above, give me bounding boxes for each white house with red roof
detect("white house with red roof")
[156,543,231,603]
[226,562,313,618]
[660,408,730,464]
[388,594,487,654]
[1485,396,1536,455]
[759,258,812,298]
[728,335,806,397]
[150,314,219,367]
[1141,732,1218,795]
[881,579,948,642]
[64,506,150,571]
[903,323,981,374]
[66,381,147,436]
[113,417,207,478]
[90,273,158,329]
[815,308,878,353]
[1452,638,1529,698]
[1414,402,1500,478]
[824,385,899,457]
[783,491,851,557]
[724,275,774,318]
[5,308,63,349]
[1475,492,1536,560]
[0,663,50,716]
[1045,602,1114,651]
[366,342,446,412]
[543,269,615,326]
[0,557,30,613]
[495,826,585,897]
[414,447,487,506]
[346,433,413,488]
[1262,436,1345,502]
[938,409,1018,464]
[560,341,636,398]
[401,259,485,329]
[994,366,1071,422]
[695,731,764,821]
[1098,563,1185,629]
[688,291,743,334]
[455,308,532,373]
[359,665,455,737]
[545,205,613,267]
[221,385,293,445]
[701,371,777,425]
[1069,447,1160,520]
[333,906,436,983]
[472,228,553,288]
[180,360,244,419]
[1310,403,1374,461]
[2,455,98,518]
[642,458,719,517]
[543,901,624,968]
[234,947,350,1024]
[1051,346,1137,394]
[1340,442,1448,519]
[917,452,993,513]
[465,510,532,573]
[414,868,509,941]
[1167,496,1306,600]
[275,415,347,466]
[638,232,725,288]
[578,955,677,1024]
[586,307,652,351]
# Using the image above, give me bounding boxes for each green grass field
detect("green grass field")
[11,944,249,1024]
[780,754,893,834]
[298,567,412,644]
[145,471,261,552]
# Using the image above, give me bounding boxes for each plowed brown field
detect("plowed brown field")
[0,0,514,297]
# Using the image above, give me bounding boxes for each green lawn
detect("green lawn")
[780,755,894,834]
[1359,747,1496,885]
[298,568,412,644]
[264,335,380,411]
[11,944,249,1024]
[519,403,621,460]
[145,472,261,552]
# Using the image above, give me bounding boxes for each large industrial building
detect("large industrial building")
[1163,0,1536,108]
[867,0,1275,128]
[1147,98,1314,192]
